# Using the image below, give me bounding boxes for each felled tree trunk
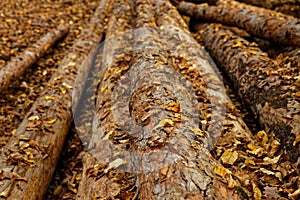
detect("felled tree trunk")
[0,24,69,94]
[76,0,135,199]
[0,1,111,199]
[177,0,300,46]
[76,0,274,199]
[195,23,300,162]
[235,0,300,18]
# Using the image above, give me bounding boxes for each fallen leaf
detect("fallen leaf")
[214,164,230,180]
[44,96,55,101]
[44,117,56,124]
[293,134,300,146]
[153,119,174,130]
[253,183,262,200]
[263,155,281,165]
[28,115,40,121]
[221,150,239,165]
[256,130,268,146]
[232,41,243,47]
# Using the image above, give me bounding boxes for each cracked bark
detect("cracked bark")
[0,24,69,94]
[195,23,300,163]
[177,0,300,46]
[235,0,300,18]
[0,1,110,199]
[76,0,267,199]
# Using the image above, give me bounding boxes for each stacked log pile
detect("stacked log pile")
[0,0,299,199]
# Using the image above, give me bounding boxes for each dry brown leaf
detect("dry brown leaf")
[220,150,239,165]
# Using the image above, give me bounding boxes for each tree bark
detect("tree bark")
[76,0,275,199]
[235,0,300,18]
[0,24,69,94]
[177,0,300,46]
[195,23,300,163]
[0,1,111,199]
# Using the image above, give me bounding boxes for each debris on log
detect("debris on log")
[76,0,135,198]
[0,24,69,94]
[195,23,300,164]
[0,0,111,199]
[235,0,300,18]
[177,0,300,46]
[77,0,294,199]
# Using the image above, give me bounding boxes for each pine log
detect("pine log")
[0,24,69,94]
[0,1,111,199]
[235,0,298,8]
[195,23,300,163]
[76,0,278,199]
[76,0,135,199]
[177,1,300,46]
[235,0,300,18]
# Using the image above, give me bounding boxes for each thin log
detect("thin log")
[195,23,300,162]
[0,24,69,94]
[0,1,111,199]
[177,1,300,46]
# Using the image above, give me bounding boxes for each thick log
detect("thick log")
[195,23,300,163]
[235,0,300,18]
[177,1,300,46]
[76,0,278,199]
[0,1,111,199]
[76,0,135,199]
[0,24,69,94]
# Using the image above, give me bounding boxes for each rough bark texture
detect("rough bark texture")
[76,0,279,199]
[195,23,300,163]
[0,24,69,94]
[76,0,135,199]
[177,1,300,46]
[235,0,300,18]
[0,1,110,199]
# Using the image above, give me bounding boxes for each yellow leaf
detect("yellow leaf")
[232,41,243,48]
[288,188,300,198]
[247,49,257,54]
[161,102,181,113]
[247,143,263,156]
[68,62,76,67]
[23,157,36,167]
[227,174,237,189]
[60,87,67,94]
[100,86,107,93]
[44,118,56,124]
[233,138,241,146]
[104,158,126,173]
[28,116,40,121]
[244,159,256,166]
[221,150,239,165]
[153,119,174,130]
[214,164,230,180]
[53,185,62,196]
[194,127,205,137]
[11,129,17,135]
[263,155,281,165]
[71,55,77,59]
[293,134,300,146]
[62,82,72,89]
[256,130,268,146]
[252,183,262,200]
[44,96,55,101]
[259,168,275,175]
